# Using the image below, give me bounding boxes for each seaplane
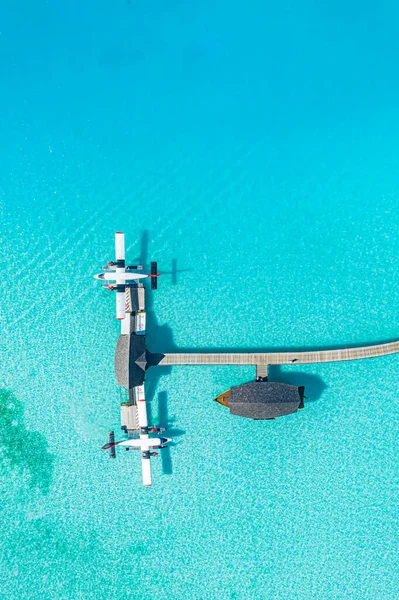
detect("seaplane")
[101,385,172,486]
[93,232,160,320]
[102,429,172,487]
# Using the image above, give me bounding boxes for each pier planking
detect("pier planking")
[158,340,399,367]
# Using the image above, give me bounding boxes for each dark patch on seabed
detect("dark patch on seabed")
[0,388,54,494]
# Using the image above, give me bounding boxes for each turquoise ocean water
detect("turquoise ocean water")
[1,1,399,598]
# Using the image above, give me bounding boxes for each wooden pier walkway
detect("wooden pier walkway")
[157,340,399,367]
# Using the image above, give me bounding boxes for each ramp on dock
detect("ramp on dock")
[157,340,399,367]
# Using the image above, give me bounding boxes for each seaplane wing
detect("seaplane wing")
[137,386,152,486]
[114,232,126,320]
[141,452,152,487]
[115,231,125,264]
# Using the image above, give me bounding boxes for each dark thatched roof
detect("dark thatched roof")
[229,381,304,420]
[114,334,165,390]
[114,334,147,389]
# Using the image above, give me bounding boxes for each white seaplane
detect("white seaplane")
[102,432,172,486]
[93,232,159,320]
[102,384,172,487]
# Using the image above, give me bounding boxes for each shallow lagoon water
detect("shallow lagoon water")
[1,1,399,598]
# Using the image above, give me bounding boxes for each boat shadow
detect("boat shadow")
[268,365,326,402]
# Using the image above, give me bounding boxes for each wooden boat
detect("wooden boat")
[214,389,231,408]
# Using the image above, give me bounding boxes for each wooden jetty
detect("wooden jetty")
[157,340,399,368]
[118,285,146,435]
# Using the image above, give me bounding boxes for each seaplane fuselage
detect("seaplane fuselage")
[94,271,148,282]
